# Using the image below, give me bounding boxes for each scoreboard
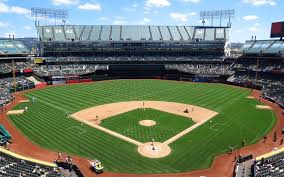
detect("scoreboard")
[271,22,284,38]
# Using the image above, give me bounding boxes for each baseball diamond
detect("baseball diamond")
[8,80,276,173]
[0,5,283,177]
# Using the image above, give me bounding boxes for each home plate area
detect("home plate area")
[138,142,171,158]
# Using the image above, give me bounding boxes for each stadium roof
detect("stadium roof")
[241,40,284,55]
[36,25,229,42]
[0,40,30,55]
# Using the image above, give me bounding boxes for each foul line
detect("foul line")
[71,117,143,146]
[164,120,207,145]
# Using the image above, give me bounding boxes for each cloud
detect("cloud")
[98,17,109,21]
[145,0,171,8]
[170,12,196,22]
[243,15,259,21]
[51,0,79,6]
[78,2,102,11]
[0,2,30,14]
[242,0,276,6]
[143,18,151,23]
[113,20,128,25]
[235,29,244,33]
[139,17,151,25]
[248,23,262,32]
[122,3,139,12]
[23,26,32,30]
[0,21,9,28]
[180,0,201,3]
[248,26,258,32]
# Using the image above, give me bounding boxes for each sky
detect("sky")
[0,0,283,42]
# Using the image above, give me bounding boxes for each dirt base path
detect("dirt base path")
[71,101,218,123]
[0,88,283,177]
[71,101,218,153]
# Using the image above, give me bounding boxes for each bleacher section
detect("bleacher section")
[0,148,61,177]
[230,40,284,108]
[33,64,108,76]
[230,72,284,108]
[0,77,35,107]
[165,63,233,75]
[254,147,284,177]
[44,56,225,62]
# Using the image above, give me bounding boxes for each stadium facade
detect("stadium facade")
[36,25,229,57]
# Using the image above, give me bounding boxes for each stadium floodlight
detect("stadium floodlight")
[31,7,69,26]
[200,9,235,27]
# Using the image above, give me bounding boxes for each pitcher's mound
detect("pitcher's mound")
[139,120,156,127]
[138,142,171,158]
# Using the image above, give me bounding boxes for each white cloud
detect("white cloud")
[23,26,32,30]
[242,0,276,6]
[139,17,151,25]
[235,29,244,33]
[180,0,201,3]
[78,2,102,11]
[52,0,79,6]
[0,21,9,28]
[247,23,262,32]
[123,3,139,12]
[243,15,259,21]
[98,17,109,21]
[122,7,136,12]
[113,20,128,25]
[170,12,196,22]
[0,2,30,14]
[144,18,151,23]
[248,27,258,32]
[132,3,139,8]
[145,0,171,8]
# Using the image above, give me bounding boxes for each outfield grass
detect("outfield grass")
[8,80,276,173]
[100,108,195,143]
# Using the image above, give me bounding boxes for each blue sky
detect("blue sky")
[0,0,283,42]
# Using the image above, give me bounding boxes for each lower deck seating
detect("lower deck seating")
[0,151,62,177]
[254,151,284,177]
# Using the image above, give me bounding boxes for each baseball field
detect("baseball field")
[8,80,276,173]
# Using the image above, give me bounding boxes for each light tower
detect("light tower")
[31,7,69,26]
[200,9,235,27]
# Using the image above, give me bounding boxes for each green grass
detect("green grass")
[100,108,195,143]
[8,80,276,174]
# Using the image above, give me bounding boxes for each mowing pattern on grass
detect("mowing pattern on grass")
[8,80,276,174]
[100,108,195,143]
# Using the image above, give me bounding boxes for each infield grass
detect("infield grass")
[8,80,276,173]
[100,108,195,143]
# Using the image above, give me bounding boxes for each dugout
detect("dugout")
[0,125,11,141]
